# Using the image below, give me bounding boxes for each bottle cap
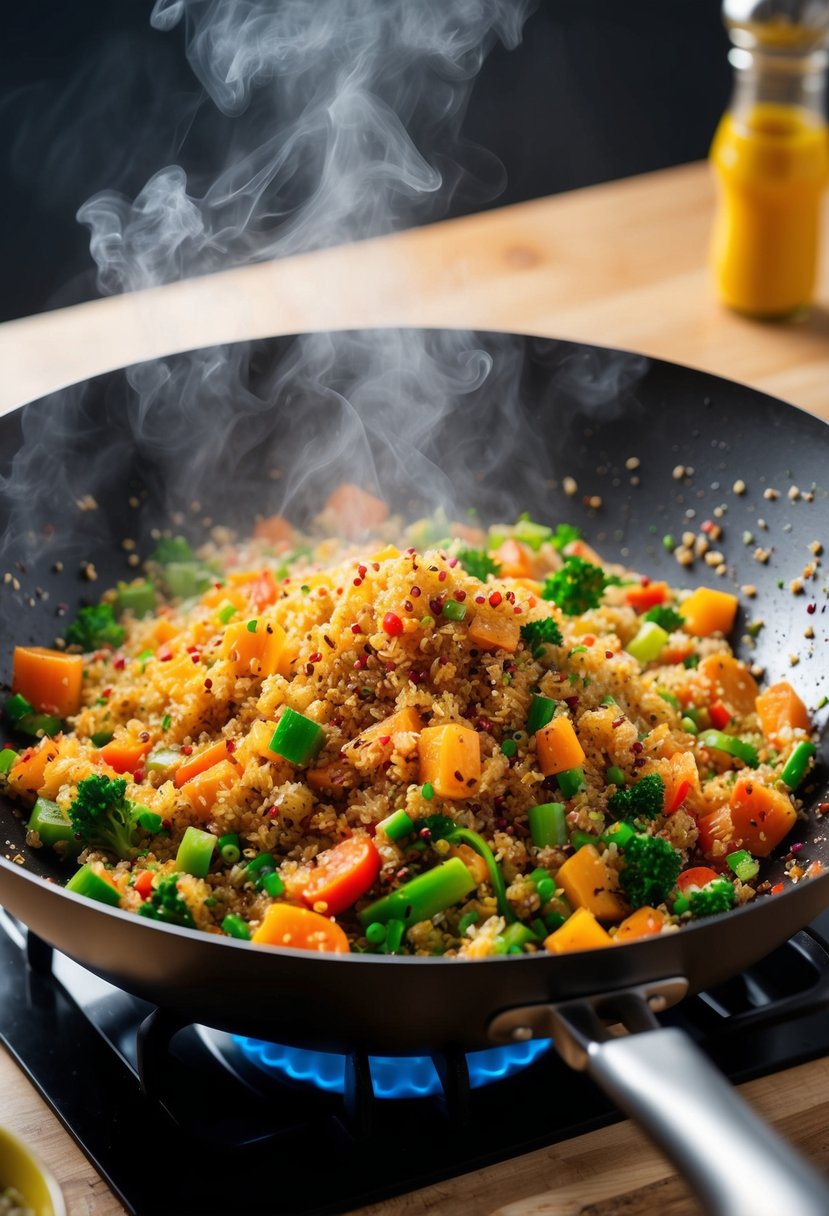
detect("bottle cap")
[724,0,829,52]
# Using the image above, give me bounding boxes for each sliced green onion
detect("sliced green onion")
[626,621,669,664]
[222,914,251,940]
[247,619,258,633]
[261,870,285,898]
[605,765,625,787]
[780,741,817,790]
[603,820,636,848]
[358,857,476,927]
[0,747,18,774]
[377,809,415,841]
[134,807,163,833]
[90,731,114,748]
[681,716,699,736]
[698,730,759,768]
[269,707,325,765]
[557,766,586,798]
[161,713,172,731]
[137,649,154,671]
[245,852,277,878]
[218,833,242,864]
[216,602,238,625]
[27,797,73,848]
[528,801,567,848]
[66,864,121,907]
[658,689,681,710]
[727,849,760,882]
[145,746,181,773]
[526,694,556,736]
[175,825,216,877]
[458,910,479,934]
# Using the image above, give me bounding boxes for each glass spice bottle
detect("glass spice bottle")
[709,0,829,317]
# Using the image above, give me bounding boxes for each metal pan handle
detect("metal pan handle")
[490,985,829,1216]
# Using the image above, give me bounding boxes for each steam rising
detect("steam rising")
[79,0,535,292]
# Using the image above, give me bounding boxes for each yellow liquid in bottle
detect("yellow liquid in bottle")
[709,102,829,317]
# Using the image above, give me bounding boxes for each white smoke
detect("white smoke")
[79,0,537,293]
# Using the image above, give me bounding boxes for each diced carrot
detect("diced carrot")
[534,716,586,777]
[544,906,614,954]
[99,737,152,775]
[7,737,61,798]
[200,583,246,610]
[697,805,736,860]
[325,483,389,539]
[178,758,240,818]
[661,750,700,815]
[625,581,669,612]
[696,653,759,717]
[253,515,295,544]
[343,707,423,766]
[238,719,281,764]
[151,618,179,645]
[251,903,350,953]
[677,866,720,894]
[418,724,481,799]
[728,775,797,858]
[660,641,695,665]
[12,646,84,718]
[174,739,234,788]
[563,539,604,565]
[467,607,520,653]
[220,618,286,678]
[679,587,739,637]
[492,539,535,579]
[614,906,668,940]
[555,844,627,921]
[755,681,812,747]
[132,870,155,899]
[227,569,280,610]
[306,761,360,796]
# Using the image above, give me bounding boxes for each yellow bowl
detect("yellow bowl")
[0,1126,66,1216]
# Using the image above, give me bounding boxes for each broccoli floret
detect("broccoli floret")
[138,873,196,929]
[644,604,685,632]
[608,772,665,821]
[619,833,682,909]
[520,617,563,650]
[541,556,618,615]
[68,774,144,860]
[688,877,737,919]
[456,547,501,582]
[64,603,126,651]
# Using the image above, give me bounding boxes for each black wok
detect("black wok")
[1,328,828,1215]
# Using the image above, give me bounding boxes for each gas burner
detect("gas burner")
[232,1034,553,1098]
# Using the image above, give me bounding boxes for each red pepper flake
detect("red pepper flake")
[267,806,279,819]
[454,590,466,602]
[410,586,422,598]
[488,591,502,607]
[378,735,391,746]
[631,741,644,753]
[308,652,322,663]
[182,746,193,755]
[191,654,200,664]
[409,669,425,685]
[474,595,486,604]
[372,562,380,572]
[353,656,367,670]
[700,520,716,535]
[438,570,447,582]
[204,678,213,690]
[605,650,614,659]
[158,647,173,662]
[505,591,515,604]
[358,565,368,578]
[406,547,416,555]
[353,577,363,587]
[513,605,522,614]
[583,635,595,647]
[113,656,126,670]
[133,768,145,783]
[448,557,459,568]
[771,882,785,895]
[612,716,625,729]
[351,624,363,634]
[102,688,112,698]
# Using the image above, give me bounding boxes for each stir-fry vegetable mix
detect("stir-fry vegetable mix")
[1,492,821,956]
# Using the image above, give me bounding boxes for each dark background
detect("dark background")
[1,0,732,323]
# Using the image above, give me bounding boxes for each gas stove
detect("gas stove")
[3,907,829,1216]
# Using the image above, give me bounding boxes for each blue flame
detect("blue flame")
[234,1036,552,1099]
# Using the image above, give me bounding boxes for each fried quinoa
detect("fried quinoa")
[2,499,820,956]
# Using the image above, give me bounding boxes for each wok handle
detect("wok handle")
[554,999,829,1216]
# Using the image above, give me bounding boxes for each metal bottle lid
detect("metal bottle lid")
[723,0,829,51]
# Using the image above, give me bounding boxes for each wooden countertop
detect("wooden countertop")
[1,158,828,1215]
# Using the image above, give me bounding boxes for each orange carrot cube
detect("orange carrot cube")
[544,907,613,954]
[12,646,84,718]
[534,716,585,777]
[418,724,481,799]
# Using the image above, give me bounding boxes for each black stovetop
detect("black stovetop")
[4,907,829,1216]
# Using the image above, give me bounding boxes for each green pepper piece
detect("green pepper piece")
[222,914,251,940]
[605,765,626,787]
[358,857,476,927]
[603,820,636,848]
[90,731,115,748]
[15,712,62,738]
[261,870,285,898]
[163,562,215,599]
[698,730,759,768]
[493,921,540,953]
[526,694,556,736]
[4,693,33,723]
[66,863,121,906]
[557,766,585,798]
[134,807,163,834]
[115,579,156,619]
[175,825,216,877]
[528,801,567,848]
[0,747,18,774]
[779,741,817,790]
[28,797,74,848]
[570,830,599,850]
[245,853,277,878]
[269,708,325,765]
